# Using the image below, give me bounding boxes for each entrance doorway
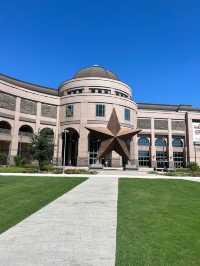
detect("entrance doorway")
[62,128,79,166]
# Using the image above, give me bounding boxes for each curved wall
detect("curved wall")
[0,74,138,166]
[59,77,138,166]
[0,77,60,164]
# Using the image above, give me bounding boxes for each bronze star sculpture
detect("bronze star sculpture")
[86,108,141,161]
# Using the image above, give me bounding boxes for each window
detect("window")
[96,104,105,117]
[124,108,130,121]
[138,151,150,167]
[78,89,83,94]
[172,138,183,147]
[89,137,100,165]
[173,152,184,168]
[155,137,167,147]
[138,136,150,146]
[98,89,102,93]
[90,88,96,93]
[156,151,168,168]
[66,104,74,117]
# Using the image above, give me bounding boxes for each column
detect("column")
[168,118,174,168]
[151,118,156,168]
[126,110,138,169]
[112,151,121,167]
[35,102,41,133]
[53,105,61,165]
[127,135,139,169]
[77,127,89,166]
[77,102,89,166]
[9,97,21,165]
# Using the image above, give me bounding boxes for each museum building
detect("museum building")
[0,65,200,168]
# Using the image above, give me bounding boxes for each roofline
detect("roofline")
[0,73,58,96]
[137,102,200,112]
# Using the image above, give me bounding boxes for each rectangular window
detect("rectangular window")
[138,151,150,167]
[96,104,105,117]
[124,108,130,121]
[173,152,184,168]
[66,104,74,117]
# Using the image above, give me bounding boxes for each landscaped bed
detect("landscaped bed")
[116,178,200,266]
[0,176,86,234]
[0,166,96,174]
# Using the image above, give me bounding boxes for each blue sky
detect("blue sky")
[0,0,200,106]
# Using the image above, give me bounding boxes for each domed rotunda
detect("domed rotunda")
[0,65,198,169]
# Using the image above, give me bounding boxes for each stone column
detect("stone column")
[77,102,89,166]
[126,110,138,169]
[53,105,61,165]
[112,151,121,167]
[35,102,41,133]
[168,118,174,168]
[151,118,156,168]
[186,112,195,164]
[126,136,138,169]
[9,97,21,165]
[77,127,89,166]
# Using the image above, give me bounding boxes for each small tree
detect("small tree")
[31,130,54,170]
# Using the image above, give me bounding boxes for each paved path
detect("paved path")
[0,177,118,266]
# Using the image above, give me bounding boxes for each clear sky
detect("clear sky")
[0,1,199,106]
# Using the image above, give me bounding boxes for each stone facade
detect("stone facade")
[172,120,185,131]
[20,99,37,115]
[154,119,168,130]
[0,65,200,168]
[41,103,57,118]
[0,91,16,111]
[138,118,151,129]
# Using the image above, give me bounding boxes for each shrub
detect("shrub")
[0,153,7,165]
[187,162,200,172]
[40,164,54,172]
[22,167,39,173]
[64,169,96,175]
[14,155,25,167]
[53,167,63,174]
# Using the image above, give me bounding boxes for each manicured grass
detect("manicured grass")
[116,179,200,266]
[0,176,86,234]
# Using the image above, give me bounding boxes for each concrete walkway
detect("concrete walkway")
[0,177,118,266]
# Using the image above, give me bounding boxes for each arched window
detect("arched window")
[19,125,33,137]
[138,136,150,146]
[172,138,183,147]
[0,121,11,134]
[155,137,166,147]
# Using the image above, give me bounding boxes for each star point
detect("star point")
[86,108,142,161]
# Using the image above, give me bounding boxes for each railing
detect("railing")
[0,128,11,135]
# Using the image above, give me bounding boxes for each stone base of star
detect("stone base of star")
[89,161,103,169]
[125,161,139,170]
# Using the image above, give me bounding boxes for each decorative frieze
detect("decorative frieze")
[137,118,151,129]
[41,103,57,118]
[154,119,168,130]
[0,91,16,111]
[20,99,37,115]
[172,120,185,131]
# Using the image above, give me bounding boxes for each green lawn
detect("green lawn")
[0,176,86,234]
[116,179,200,266]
